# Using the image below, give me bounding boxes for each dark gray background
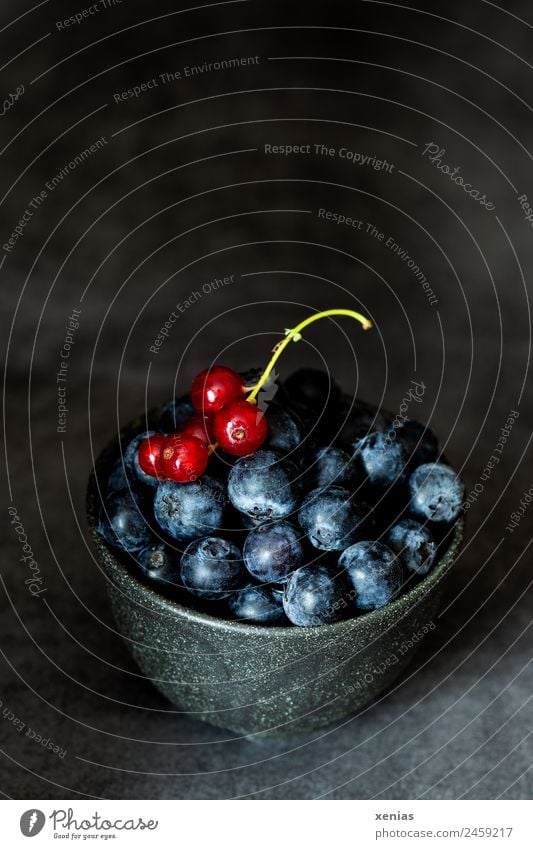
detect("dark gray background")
[1,0,532,799]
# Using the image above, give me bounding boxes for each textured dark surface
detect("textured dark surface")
[1,0,533,799]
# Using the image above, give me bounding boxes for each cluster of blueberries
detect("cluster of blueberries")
[96,368,464,627]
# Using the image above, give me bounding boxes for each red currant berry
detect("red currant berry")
[213,400,268,456]
[181,414,213,446]
[138,434,167,478]
[191,366,245,415]
[160,434,208,482]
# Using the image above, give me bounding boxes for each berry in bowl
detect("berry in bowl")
[87,310,464,736]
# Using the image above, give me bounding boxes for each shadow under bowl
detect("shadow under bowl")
[87,413,464,737]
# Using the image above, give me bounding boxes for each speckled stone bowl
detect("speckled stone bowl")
[87,414,464,737]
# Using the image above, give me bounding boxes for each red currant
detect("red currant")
[213,400,268,456]
[191,366,245,415]
[181,414,213,447]
[160,433,208,482]
[138,434,167,478]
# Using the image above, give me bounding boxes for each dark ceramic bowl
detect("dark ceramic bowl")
[87,414,464,737]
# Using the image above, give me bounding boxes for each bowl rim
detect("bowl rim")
[86,412,465,638]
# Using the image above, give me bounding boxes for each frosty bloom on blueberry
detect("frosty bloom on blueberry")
[228,450,299,521]
[154,476,226,541]
[283,563,350,626]
[409,462,464,523]
[98,491,153,556]
[180,537,246,600]
[305,446,357,490]
[243,520,305,583]
[95,308,464,628]
[339,541,403,611]
[298,486,366,551]
[230,584,287,624]
[356,431,409,488]
[386,518,437,576]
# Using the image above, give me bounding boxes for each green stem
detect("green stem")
[246,308,372,403]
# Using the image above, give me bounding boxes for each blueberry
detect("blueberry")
[396,420,439,468]
[340,541,403,610]
[228,450,298,521]
[298,486,367,551]
[106,459,130,494]
[305,446,357,489]
[243,521,305,583]
[284,368,340,411]
[158,394,194,434]
[106,473,148,511]
[180,536,245,599]
[355,431,408,487]
[97,491,153,555]
[283,563,349,626]
[154,476,226,541]
[337,395,389,446]
[123,430,159,488]
[229,584,287,624]
[137,542,180,587]
[409,463,464,523]
[264,402,304,455]
[387,518,437,576]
